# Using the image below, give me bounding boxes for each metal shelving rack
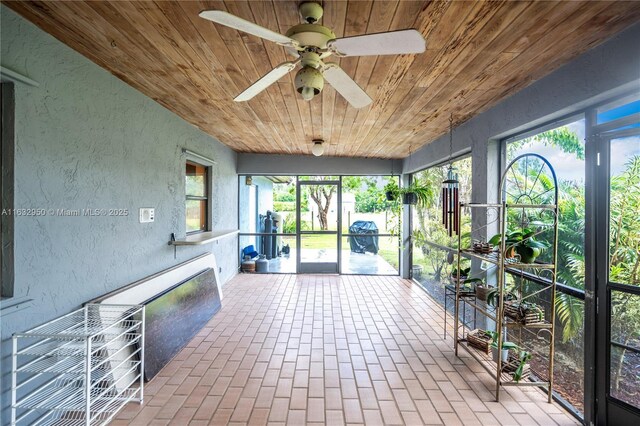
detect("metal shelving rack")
[453,153,559,402]
[11,304,145,425]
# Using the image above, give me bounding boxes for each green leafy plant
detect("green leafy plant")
[411,229,427,247]
[384,181,400,201]
[281,214,296,234]
[489,228,550,263]
[274,201,295,212]
[451,265,471,280]
[487,331,518,351]
[403,181,434,206]
[383,180,433,206]
[487,331,518,363]
[457,278,479,293]
[510,301,544,322]
[512,350,533,382]
[486,286,517,307]
[461,277,482,293]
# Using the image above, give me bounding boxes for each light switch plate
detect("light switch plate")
[139,208,155,223]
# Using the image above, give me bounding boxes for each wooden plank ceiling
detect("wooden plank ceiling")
[6,1,640,158]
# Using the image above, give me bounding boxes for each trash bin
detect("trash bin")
[348,221,379,254]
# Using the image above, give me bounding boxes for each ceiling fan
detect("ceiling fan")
[199,2,426,108]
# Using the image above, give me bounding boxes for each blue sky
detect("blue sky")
[510,119,587,182]
[510,116,639,182]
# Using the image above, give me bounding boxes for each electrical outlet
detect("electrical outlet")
[139,208,154,223]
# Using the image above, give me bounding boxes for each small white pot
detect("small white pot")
[492,347,509,363]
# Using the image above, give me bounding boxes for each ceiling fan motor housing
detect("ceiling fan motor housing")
[285,24,336,51]
[300,50,321,68]
[295,66,324,97]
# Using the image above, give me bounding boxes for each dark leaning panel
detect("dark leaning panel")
[142,268,221,381]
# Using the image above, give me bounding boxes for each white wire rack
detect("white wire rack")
[11,304,145,426]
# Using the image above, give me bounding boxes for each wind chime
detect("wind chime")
[442,115,460,237]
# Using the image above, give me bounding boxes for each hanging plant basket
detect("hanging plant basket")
[403,192,418,205]
[383,181,400,202]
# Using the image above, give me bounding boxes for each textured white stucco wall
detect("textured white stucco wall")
[0,6,238,419]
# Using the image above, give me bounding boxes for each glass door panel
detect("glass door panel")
[300,234,338,263]
[298,180,340,274]
[341,175,400,276]
[299,183,339,232]
[608,136,640,287]
[341,236,399,275]
[609,291,640,408]
[606,134,640,414]
[592,97,640,425]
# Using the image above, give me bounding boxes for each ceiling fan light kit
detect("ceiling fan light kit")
[199,2,426,108]
[311,139,324,157]
[295,66,324,100]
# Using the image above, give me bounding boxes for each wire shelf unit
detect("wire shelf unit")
[11,304,145,425]
[453,153,559,402]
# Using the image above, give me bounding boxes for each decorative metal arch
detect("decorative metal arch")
[500,152,559,207]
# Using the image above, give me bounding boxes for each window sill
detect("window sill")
[0,296,34,316]
[170,229,239,246]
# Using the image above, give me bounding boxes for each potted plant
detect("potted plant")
[503,300,545,324]
[451,265,471,282]
[471,279,491,302]
[510,350,533,382]
[384,181,400,201]
[488,331,518,363]
[383,180,433,205]
[402,191,418,205]
[486,286,517,308]
[400,181,433,205]
[486,287,544,324]
[459,279,476,295]
[489,228,549,263]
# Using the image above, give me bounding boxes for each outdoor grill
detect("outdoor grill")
[348,220,379,254]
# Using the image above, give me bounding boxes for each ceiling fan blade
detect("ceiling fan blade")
[199,10,297,47]
[234,61,298,102]
[323,64,372,109]
[329,29,426,57]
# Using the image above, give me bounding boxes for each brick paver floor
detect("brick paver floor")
[113,274,579,425]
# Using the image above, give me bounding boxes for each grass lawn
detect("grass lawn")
[292,232,399,271]
[247,211,399,271]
